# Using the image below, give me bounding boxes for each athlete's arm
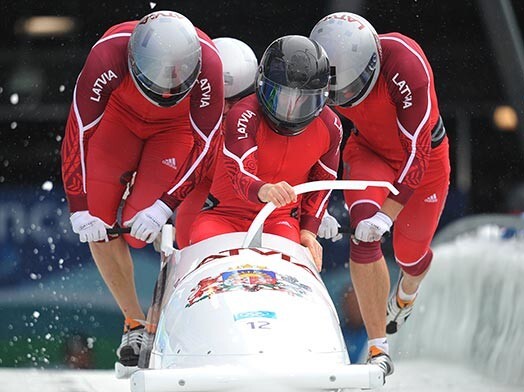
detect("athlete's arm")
[219,98,266,203]
[160,32,224,210]
[382,35,434,207]
[61,27,130,212]
[300,109,342,234]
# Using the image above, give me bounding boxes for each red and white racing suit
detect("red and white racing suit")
[189,94,343,245]
[336,33,450,275]
[174,136,220,248]
[61,21,224,248]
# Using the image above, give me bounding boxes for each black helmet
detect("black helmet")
[128,11,202,107]
[255,35,330,136]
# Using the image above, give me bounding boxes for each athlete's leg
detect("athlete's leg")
[86,113,145,321]
[393,153,450,295]
[175,178,212,248]
[189,211,246,244]
[343,140,395,340]
[88,238,144,320]
[387,142,450,333]
[386,190,446,334]
[264,214,301,243]
[122,123,194,248]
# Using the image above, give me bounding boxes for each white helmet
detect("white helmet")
[310,12,381,107]
[128,11,201,107]
[212,37,258,100]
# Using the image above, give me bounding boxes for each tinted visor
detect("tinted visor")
[130,57,201,106]
[329,53,377,106]
[257,74,328,127]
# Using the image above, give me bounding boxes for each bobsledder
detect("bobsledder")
[116,180,398,392]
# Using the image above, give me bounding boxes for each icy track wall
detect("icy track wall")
[391,223,524,386]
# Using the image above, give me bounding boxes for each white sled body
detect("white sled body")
[131,233,382,391]
[128,181,398,391]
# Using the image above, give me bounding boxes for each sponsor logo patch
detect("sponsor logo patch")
[233,311,277,321]
[162,158,177,170]
[424,193,438,203]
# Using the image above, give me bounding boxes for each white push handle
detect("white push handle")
[160,224,175,256]
[242,180,399,248]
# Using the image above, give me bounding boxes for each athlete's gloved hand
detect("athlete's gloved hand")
[317,211,343,242]
[124,200,173,244]
[354,211,393,242]
[70,211,111,243]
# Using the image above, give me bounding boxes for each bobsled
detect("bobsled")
[119,180,398,392]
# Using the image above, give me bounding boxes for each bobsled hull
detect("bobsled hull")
[136,232,383,390]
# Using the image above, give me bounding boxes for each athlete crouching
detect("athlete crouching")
[189,35,344,271]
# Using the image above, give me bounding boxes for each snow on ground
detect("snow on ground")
[0,368,128,392]
[384,360,521,392]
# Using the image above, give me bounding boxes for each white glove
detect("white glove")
[70,211,110,243]
[124,200,173,243]
[317,211,343,242]
[354,211,393,242]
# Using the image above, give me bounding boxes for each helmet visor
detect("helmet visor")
[257,74,329,126]
[130,55,201,99]
[329,52,377,106]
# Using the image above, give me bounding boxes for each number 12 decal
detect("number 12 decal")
[246,321,271,329]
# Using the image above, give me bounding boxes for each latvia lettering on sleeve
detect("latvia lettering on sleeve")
[89,70,118,102]
[198,78,211,108]
[237,110,256,140]
[391,72,413,109]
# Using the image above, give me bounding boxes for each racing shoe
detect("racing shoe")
[386,282,417,334]
[116,318,146,367]
[367,345,394,377]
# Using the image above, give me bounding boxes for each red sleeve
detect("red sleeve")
[300,108,342,233]
[161,31,224,210]
[381,34,434,205]
[61,23,132,213]
[221,96,266,203]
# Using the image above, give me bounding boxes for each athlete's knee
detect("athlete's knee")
[266,217,300,243]
[350,240,383,264]
[123,234,148,249]
[188,215,227,245]
[397,248,433,276]
[349,201,382,264]
[349,200,380,228]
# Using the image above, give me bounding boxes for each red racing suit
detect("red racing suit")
[189,94,343,245]
[336,33,450,275]
[60,21,224,247]
[175,134,220,248]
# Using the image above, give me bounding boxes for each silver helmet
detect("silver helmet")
[128,11,201,107]
[310,12,381,107]
[212,37,258,100]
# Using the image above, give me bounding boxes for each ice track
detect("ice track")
[0,360,521,392]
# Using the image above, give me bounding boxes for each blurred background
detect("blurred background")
[1,0,524,370]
